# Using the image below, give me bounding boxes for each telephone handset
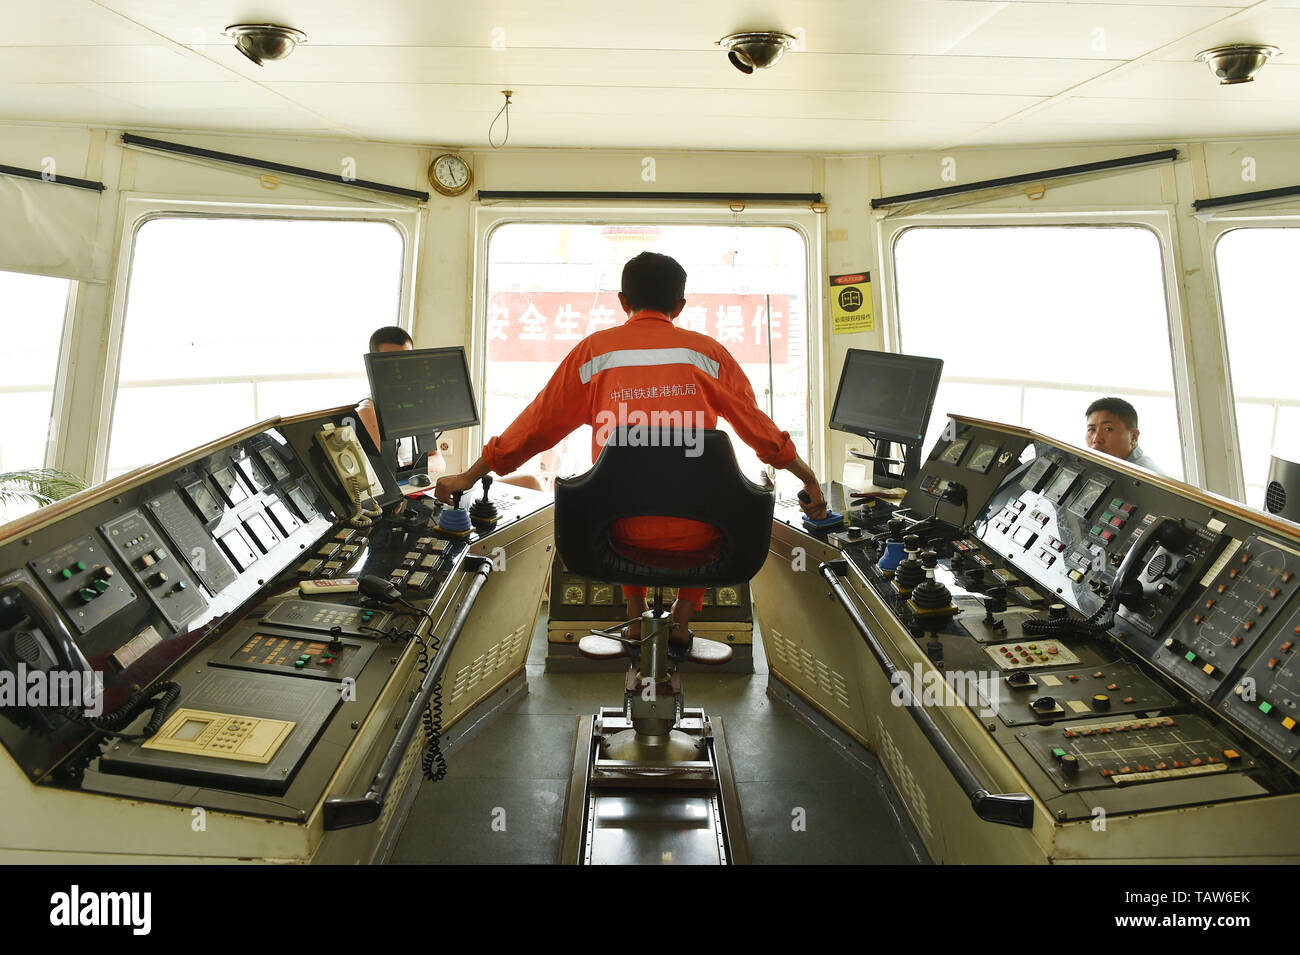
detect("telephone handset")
[1024,515,1200,638]
[1112,516,1190,610]
[316,423,384,527]
[0,569,94,732]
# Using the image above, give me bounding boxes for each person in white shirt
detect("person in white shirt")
[1085,397,1166,476]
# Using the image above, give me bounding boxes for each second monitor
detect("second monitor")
[363,346,480,481]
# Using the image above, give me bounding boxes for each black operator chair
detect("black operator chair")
[554,427,774,759]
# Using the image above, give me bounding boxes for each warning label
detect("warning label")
[830,272,873,334]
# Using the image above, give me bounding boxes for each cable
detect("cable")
[60,680,182,740]
[413,630,448,782]
[489,91,512,149]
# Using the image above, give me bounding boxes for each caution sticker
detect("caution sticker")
[830,272,873,334]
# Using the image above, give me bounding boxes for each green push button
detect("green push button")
[75,561,87,571]
[1090,526,1103,537]
[1260,701,1273,715]
[294,660,306,668]
[59,568,73,580]
[93,579,110,593]
[78,588,97,602]
[1051,747,1067,759]
[1101,512,1114,523]
[299,654,310,662]
[1185,650,1197,663]
[1110,498,1123,509]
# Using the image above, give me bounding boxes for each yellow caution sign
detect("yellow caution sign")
[830,272,873,334]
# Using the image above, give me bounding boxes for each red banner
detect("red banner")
[486,292,789,364]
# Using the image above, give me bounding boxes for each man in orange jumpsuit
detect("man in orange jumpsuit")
[436,252,827,649]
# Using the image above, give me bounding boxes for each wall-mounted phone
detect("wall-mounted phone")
[1112,515,1222,638]
[0,569,94,733]
[315,423,384,527]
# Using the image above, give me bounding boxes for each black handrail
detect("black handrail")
[322,556,493,830]
[819,560,1035,829]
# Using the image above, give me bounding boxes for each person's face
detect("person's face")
[1086,411,1138,460]
[376,341,412,353]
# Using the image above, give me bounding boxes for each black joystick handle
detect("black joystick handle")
[921,550,939,570]
[451,490,464,509]
[888,517,908,539]
[328,625,344,652]
[469,474,501,528]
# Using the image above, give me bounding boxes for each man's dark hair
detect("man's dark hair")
[621,252,687,315]
[369,325,412,352]
[1086,397,1138,431]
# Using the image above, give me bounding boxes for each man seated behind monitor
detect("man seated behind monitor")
[435,251,827,649]
[355,327,542,491]
[1085,397,1166,476]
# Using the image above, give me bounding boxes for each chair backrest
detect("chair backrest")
[553,428,774,586]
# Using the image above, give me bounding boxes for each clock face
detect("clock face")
[430,154,471,195]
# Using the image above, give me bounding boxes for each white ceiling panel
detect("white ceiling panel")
[949,3,1240,59]
[4,0,154,45]
[1153,6,1300,58]
[1083,59,1300,98]
[96,0,1013,56]
[0,0,1294,152]
[0,45,233,84]
[219,46,1118,98]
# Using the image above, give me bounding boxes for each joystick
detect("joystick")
[328,625,345,653]
[469,475,501,531]
[892,535,925,596]
[437,489,472,537]
[908,550,957,617]
[982,586,1008,632]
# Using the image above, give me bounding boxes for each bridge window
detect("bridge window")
[1214,227,1300,509]
[0,269,73,484]
[482,223,809,491]
[106,217,404,480]
[892,225,1183,479]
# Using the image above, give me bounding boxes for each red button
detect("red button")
[1110,516,1125,528]
[1101,530,1115,542]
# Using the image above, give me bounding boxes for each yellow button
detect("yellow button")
[1203,663,1216,675]
[1283,717,1297,732]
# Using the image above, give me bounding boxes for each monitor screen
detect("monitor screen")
[364,346,480,441]
[828,349,944,445]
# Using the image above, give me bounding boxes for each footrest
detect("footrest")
[686,634,733,665]
[578,634,629,660]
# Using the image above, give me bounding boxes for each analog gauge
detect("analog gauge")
[939,439,969,466]
[562,584,586,606]
[429,153,472,197]
[590,584,613,605]
[965,443,1000,474]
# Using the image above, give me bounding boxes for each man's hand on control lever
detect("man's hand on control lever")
[780,453,827,520]
[434,457,490,505]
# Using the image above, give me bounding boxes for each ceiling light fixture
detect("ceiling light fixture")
[716,32,796,74]
[1195,43,1279,85]
[224,24,307,66]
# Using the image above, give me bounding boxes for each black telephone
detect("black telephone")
[0,568,93,733]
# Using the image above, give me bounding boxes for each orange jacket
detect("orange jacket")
[483,309,795,551]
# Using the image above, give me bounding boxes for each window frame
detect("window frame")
[878,210,1198,484]
[0,270,77,472]
[471,204,826,475]
[97,196,421,483]
[1204,210,1300,505]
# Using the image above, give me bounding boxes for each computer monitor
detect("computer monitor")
[828,349,944,486]
[364,346,480,442]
